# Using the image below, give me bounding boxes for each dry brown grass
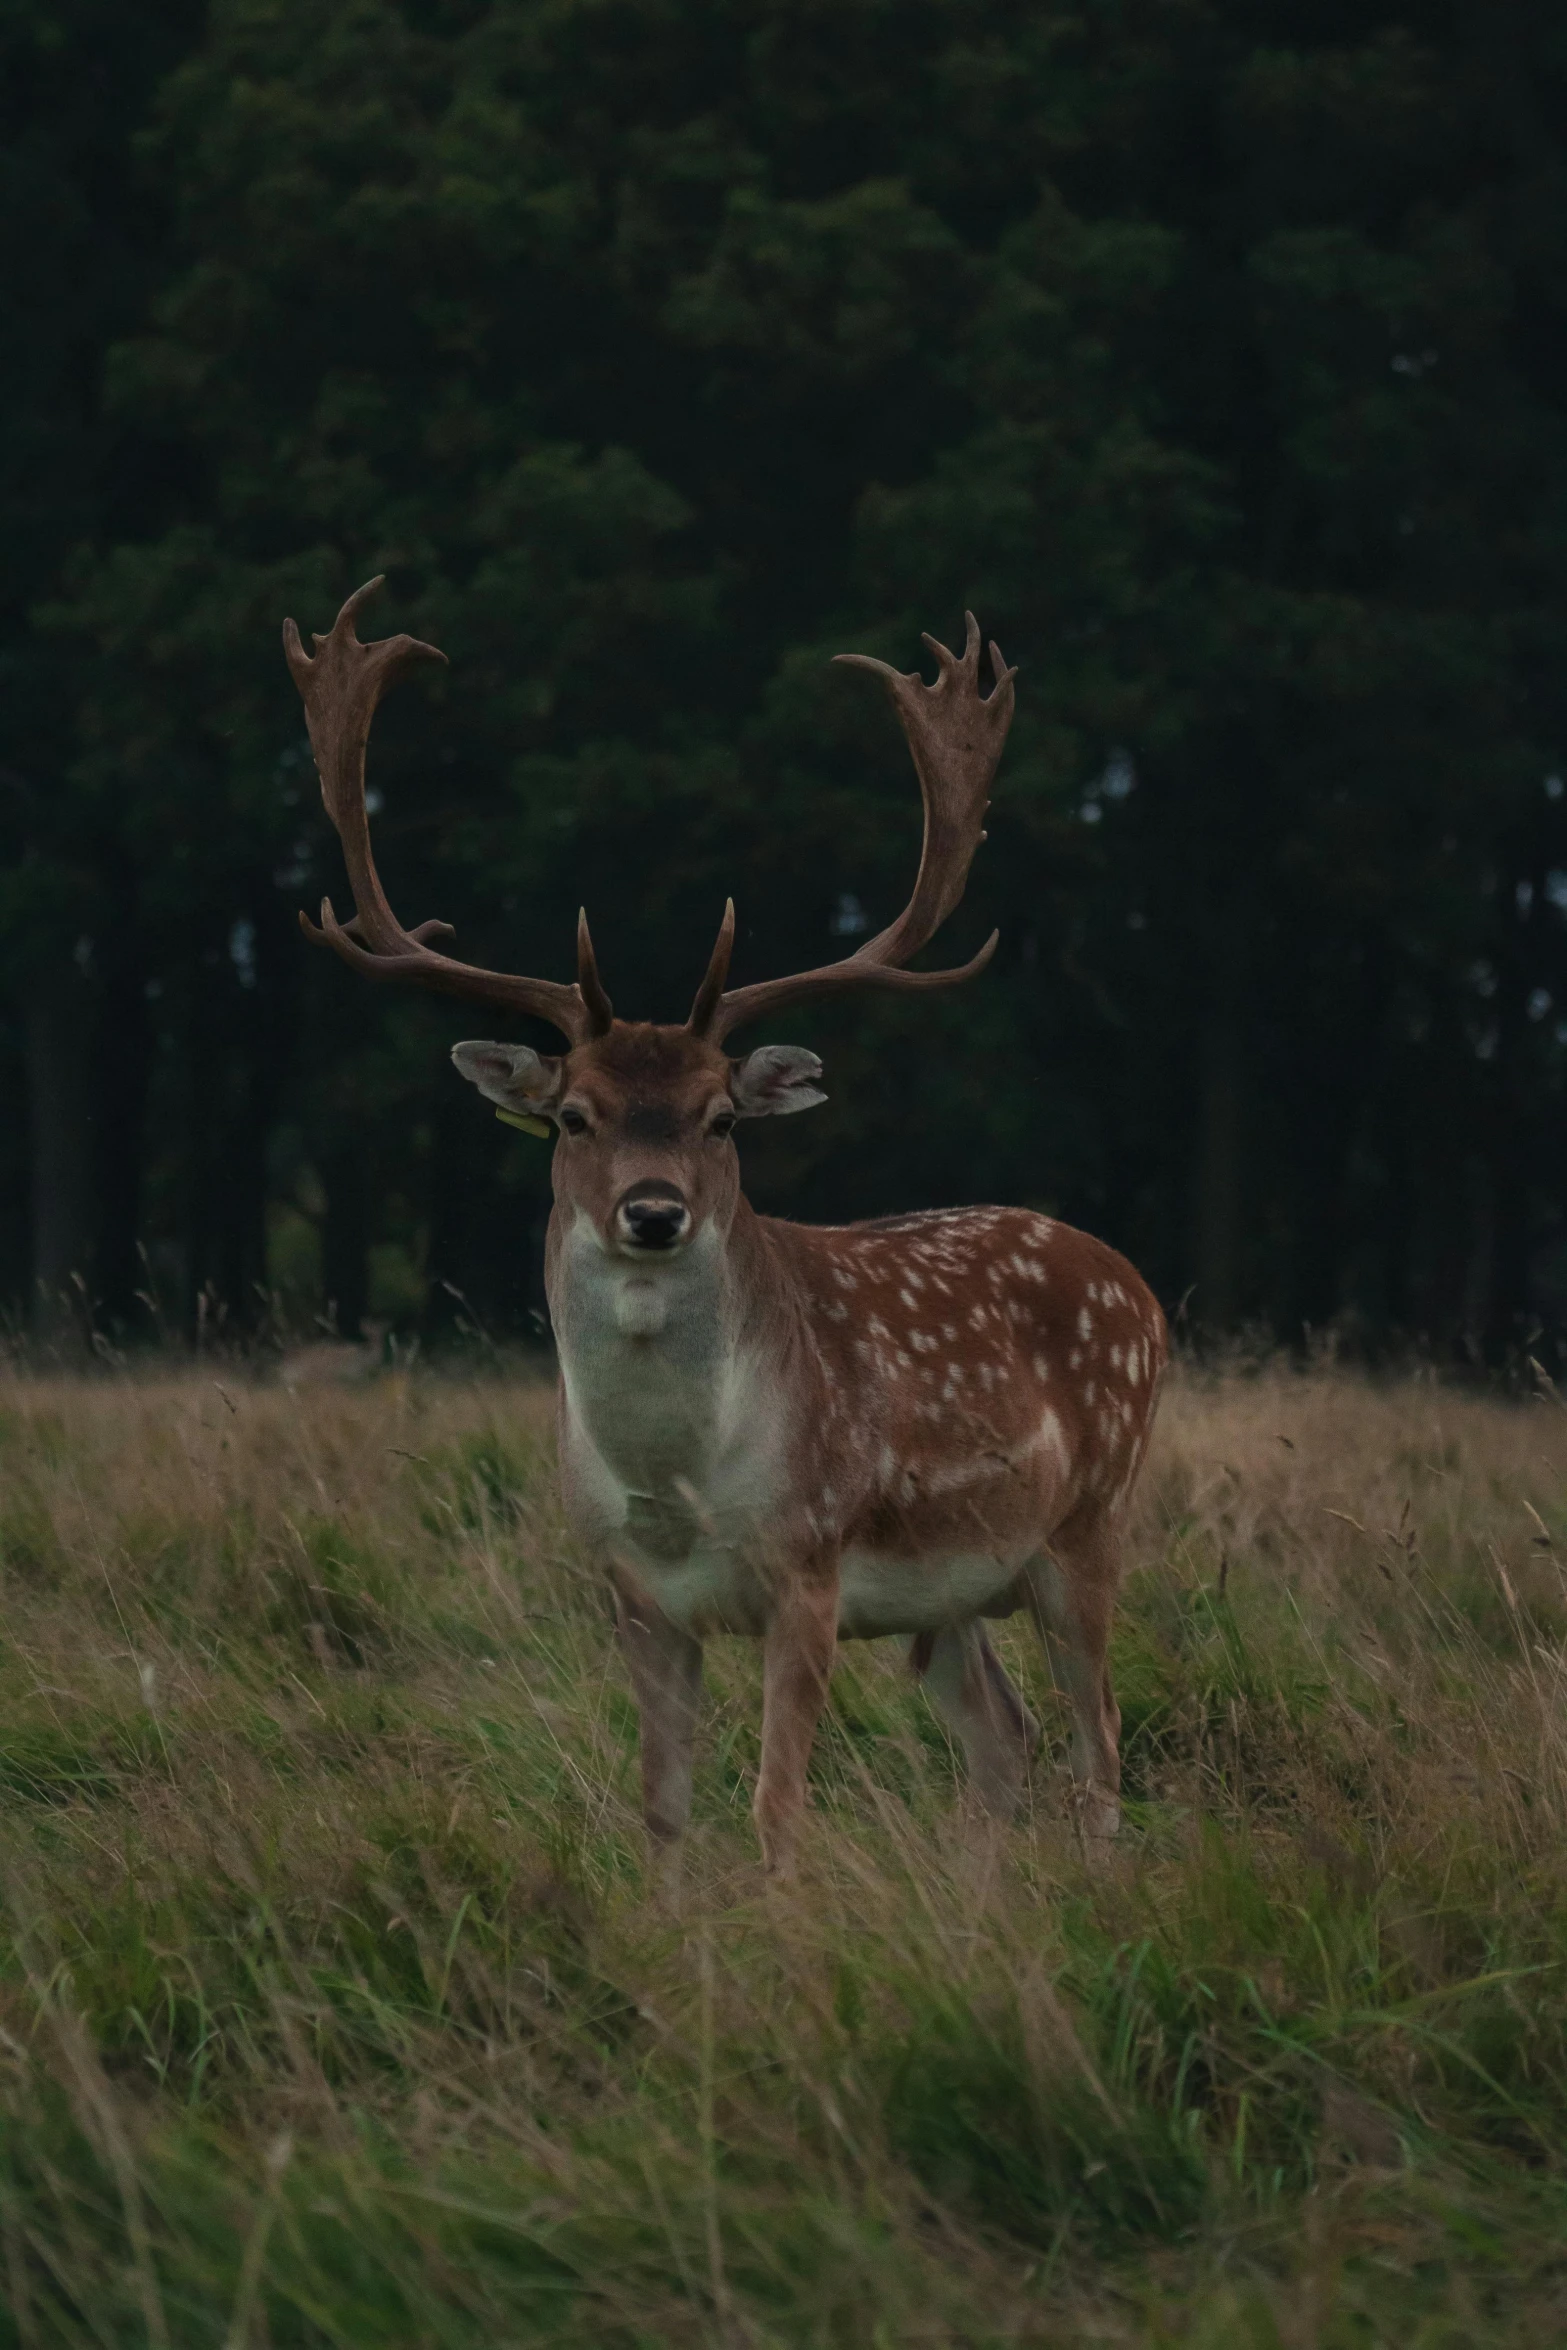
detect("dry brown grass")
[0,1360,1562,2345]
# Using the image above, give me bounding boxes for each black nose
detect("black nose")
[616,1191,692,1252]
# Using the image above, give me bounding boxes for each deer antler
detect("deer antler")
[283,578,611,1042]
[688,613,1014,1042]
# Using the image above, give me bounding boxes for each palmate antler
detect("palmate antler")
[686,614,1016,1041]
[284,584,1012,1046]
[282,577,613,1043]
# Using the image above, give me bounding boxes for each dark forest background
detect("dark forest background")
[5,0,1567,1358]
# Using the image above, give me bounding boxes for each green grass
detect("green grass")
[0,1363,1561,2343]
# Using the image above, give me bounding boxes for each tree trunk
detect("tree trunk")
[1191,1002,1243,1331]
[93,921,151,1335]
[23,961,97,1340]
[321,1139,368,1339]
[1485,948,1535,1358]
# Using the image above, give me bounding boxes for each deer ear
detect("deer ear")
[730,1045,828,1119]
[450,1041,565,1110]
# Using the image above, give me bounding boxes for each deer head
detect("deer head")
[282,578,1015,1261]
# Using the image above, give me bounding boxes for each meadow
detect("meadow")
[0,1357,1561,2346]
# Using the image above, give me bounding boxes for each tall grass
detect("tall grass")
[0,1361,1561,2343]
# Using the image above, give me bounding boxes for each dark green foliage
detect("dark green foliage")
[3,1,1567,1350]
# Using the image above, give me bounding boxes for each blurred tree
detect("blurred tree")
[5,0,1566,1354]
[1,0,202,1329]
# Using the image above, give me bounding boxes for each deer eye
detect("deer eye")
[709,1109,737,1141]
[559,1106,590,1136]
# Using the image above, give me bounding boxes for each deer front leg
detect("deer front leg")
[755,1563,840,1879]
[614,1583,704,1848]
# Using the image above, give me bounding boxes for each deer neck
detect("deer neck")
[547,1194,782,1500]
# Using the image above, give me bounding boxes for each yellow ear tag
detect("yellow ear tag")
[495,1108,552,1138]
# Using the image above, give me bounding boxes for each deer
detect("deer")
[283,579,1168,1877]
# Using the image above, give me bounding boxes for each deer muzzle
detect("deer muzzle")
[614,1181,693,1255]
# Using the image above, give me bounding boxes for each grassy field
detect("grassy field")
[0,1362,1561,2344]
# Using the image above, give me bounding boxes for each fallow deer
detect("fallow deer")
[283,579,1167,1875]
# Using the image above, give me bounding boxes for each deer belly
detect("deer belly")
[836,1547,1022,1638]
[625,1543,771,1637]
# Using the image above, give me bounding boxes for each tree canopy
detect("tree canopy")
[5,0,1567,1354]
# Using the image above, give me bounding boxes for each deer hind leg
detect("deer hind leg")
[1023,1505,1124,1841]
[912,1622,1040,1816]
[613,1585,704,1849]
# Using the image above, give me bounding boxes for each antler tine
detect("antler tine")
[576,908,614,1035]
[687,898,736,1035]
[701,615,1015,1043]
[283,578,596,1043]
